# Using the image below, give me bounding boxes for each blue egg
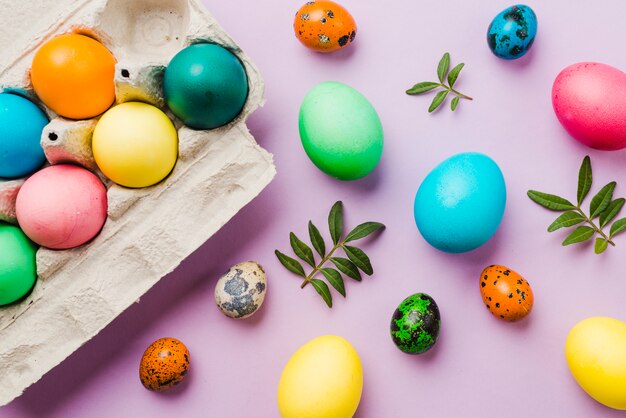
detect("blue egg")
[414,152,506,253]
[487,4,537,60]
[0,93,48,179]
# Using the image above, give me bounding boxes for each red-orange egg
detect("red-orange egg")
[139,337,190,392]
[479,265,534,322]
[293,1,357,53]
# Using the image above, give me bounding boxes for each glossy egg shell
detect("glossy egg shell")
[414,152,506,253]
[487,4,537,60]
[0,93,48,179]
[215,261,267,319]
[552,62,626,150]
[139,337,190,392]
[390,293,441,354]
[0,223,38,306]
[480,265,533,321]
[294,0,356,53]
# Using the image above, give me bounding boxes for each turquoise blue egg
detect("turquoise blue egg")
[487,5,537,60]
[0,93,48,179]
[164,43,249,130]
[414,152,506,253]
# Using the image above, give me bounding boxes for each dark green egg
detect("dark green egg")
[390,293,441,354]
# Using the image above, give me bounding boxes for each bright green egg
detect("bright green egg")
[0,223,38,306]
[299,82,384,180]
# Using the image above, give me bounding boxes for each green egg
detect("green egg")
[299,82,384,181]
[390,293,441,354]
[0,223,38,306]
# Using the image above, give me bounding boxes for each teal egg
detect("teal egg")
[414,152,506,253]
[487,5,537,60]
[0,93,48,179]
[299,82,384,181]
[163,43,249,130]
[390,293,441,355]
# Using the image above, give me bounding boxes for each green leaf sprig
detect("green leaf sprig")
[528,156,626,254]
[275,201,385,308]
[405,52,473,113]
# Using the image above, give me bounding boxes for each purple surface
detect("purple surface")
[4,0,626,416]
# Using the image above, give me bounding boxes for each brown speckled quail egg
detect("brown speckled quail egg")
[214,261,267,319]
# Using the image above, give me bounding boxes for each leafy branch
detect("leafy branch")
[405,52,473,113]
[275,201,385,308]
[528,156,626,254]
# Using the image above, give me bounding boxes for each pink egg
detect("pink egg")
[16,165,107,249]
[552,62,626,151]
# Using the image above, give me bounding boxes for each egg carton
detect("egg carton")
[0,0,275,406]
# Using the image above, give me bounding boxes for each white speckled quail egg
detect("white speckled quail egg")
[214,261,267,319]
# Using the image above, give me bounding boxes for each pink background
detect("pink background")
[4,0,626,416]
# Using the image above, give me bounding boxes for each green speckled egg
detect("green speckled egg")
[390,293,441,355]
[299,81,383,181]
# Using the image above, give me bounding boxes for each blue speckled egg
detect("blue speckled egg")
[0,93,48,179]
[487,4,537,60]
[414,152,506,253]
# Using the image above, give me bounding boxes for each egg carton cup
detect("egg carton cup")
[0,0,275,406]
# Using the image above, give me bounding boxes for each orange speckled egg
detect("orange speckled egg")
[294,1,357,53]
[139,337,190,392]
[479,265,534,322]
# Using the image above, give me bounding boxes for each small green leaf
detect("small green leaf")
[406,82,440,95]
[577,156,592,205]
[308,221,326,258]
[447,63,464,88]
[450,96,460,111]
[320,268,346,297]
[610,218,626,238]
[594,237,609,254]
[310,279,332,308]
[345,222,385,242]
[590,182,616,218]
[547,211,585,232]
[275,250,306,277]
[330,257,362,281]
[562,226,595,246]
[289,232,315,267]
[437,52,450,83]
[599,198,625,228]
[428,90,449,113]
[328,201,343,245]
[343,245,373,275]
[527,190,576,211]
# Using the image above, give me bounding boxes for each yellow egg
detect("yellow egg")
[565,317,626,410]
[93,102,178,188]
[277,335,363,418]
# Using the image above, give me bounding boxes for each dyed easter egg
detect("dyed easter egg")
[294,1,357,53]
[164,43,249,130]
[390,293,441,355]
[480,265,533,322]
[215,261,267,319]
[487,5,537,60]
[552,62,626,150]
[139,337,190,392]
[299,81,383,180]
[92,102,178,188]
[16,165,107,249]
[0,223,37,306]
[414,152,506,253]
[31,34,116,119]
[278,335,363,418]
[0,93,48,179]
[566,317,626,410]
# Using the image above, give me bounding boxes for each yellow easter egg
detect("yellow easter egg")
[565,317,626,410]
[93,102,178,188]
[277,335,363,418]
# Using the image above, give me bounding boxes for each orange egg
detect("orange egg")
[479,265,534,322]
[294,1,357,53]
[139,337,190,392]
[31,33,116,119]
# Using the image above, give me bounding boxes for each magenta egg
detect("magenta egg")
[552,62,626,151]
[16,165,108,249]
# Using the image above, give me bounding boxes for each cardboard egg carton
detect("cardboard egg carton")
[0,0,275,406]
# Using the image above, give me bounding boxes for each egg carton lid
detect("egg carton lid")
[0,0,275,406]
